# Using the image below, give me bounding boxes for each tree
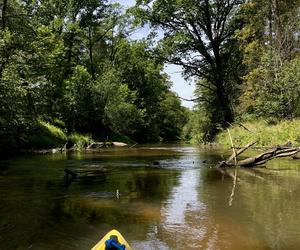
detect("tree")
[113,38,171,141]
[158,92,188,141]
[0,0,189,151]
[135,0,245,136]
[236,0,300,118]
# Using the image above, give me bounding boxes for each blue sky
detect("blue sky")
[110,0,196,109]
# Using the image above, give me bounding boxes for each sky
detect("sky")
[110,0,196,109]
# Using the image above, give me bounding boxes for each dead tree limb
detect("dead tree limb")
[227,128,237,165]
[236,147,300,167]
[217,141,257,168]
[217,141,300,168]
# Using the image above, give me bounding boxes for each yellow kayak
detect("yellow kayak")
[91,229,132,250]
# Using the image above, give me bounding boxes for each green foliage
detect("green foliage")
[39,120,67,141]
[63,65,93,131]
[0,0,187,152]
[239,51,300,119]
[135,0,245,134]
[237,0,300,120]
[216,119,300,147]
[113,39,171,141]
[182,106,215,144]
[158,92,188,141]
[104,89,144,136]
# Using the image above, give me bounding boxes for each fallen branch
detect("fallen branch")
[217,141,256,168]
[217,141,299,168]
[236,147,300,167]
[227,128,237,165]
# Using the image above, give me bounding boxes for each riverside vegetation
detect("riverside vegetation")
[0,0,188,153]
[1,0,300,153]
[167,0,300,146]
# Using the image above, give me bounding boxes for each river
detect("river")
[0,144,300,249]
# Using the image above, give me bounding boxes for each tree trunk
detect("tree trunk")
[88,26,96,80]
[1,0,7,29]
[215,78,234,127]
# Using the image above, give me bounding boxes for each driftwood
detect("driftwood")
[217,141,257,168]
[217,142,300,168]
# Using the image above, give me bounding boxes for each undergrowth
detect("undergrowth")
[216,119,300,147]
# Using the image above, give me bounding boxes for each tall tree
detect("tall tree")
[135,0,245,135]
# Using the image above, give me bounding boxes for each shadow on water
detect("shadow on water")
[0,145,300,249]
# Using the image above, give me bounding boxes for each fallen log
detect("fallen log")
[237,147,300,167]
[217,141,300,168]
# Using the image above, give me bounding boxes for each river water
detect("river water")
[1,144,300,250]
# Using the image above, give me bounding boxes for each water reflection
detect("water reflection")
[0,146,300,249]
[159,168,208,249]
[163,169,203,225]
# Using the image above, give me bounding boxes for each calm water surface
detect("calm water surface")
[1,144,300,250]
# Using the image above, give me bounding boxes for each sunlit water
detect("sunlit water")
[1,145,300,249]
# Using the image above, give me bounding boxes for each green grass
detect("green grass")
[39,120,67,141]
[216,119,300,147]
[68,133,94,149]
[27,120,67,149]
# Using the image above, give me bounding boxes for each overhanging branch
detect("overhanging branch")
[179,96,211,104]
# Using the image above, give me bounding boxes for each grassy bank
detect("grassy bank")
[21,120,132,151]
[216,119,300,147]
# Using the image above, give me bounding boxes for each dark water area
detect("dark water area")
[1,145,300,250]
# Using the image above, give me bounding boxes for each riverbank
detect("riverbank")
[216,119,300,147]
[0,120,135,156]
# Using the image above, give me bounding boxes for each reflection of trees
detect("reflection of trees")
[0,153,182,249]
[199,164,300,249]
[235,168,300,249]
[0,157,70,249]
[60,166,181,246]
[63,168,180,222]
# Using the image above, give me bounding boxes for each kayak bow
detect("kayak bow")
[91,229,132,250]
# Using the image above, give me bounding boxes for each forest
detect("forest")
[1,0,300,152]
